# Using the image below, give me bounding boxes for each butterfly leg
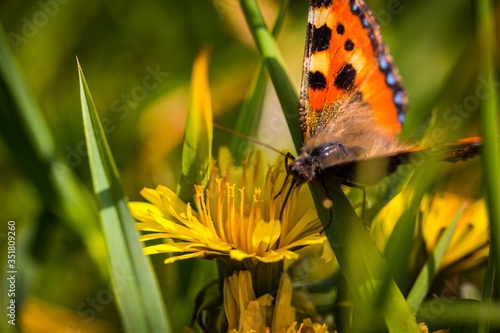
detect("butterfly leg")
[279,178,298,221]
[274,174,290,200]
[274,152,295,200]
[342,180,366,222]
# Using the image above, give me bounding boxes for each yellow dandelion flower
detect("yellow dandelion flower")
[420,192,488,272]
[224,270,329,333]
[128,148,333,266]
[371,188,488,273]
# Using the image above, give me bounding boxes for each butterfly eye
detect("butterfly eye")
[311,142,348,160]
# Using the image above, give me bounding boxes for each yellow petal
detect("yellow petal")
[252,220,282,254]
[321,241,334,262]
[224,274,239,331]
[164,252,208,264]
[158,189,191,223]
[280,207,320,246]
[230,249,254,261]
[143,242,208,255]
[139,187,165,211]
[139,233,193,242]
[257,250,298,263]
[128,201,164,220]
[148,211,221,245]
[135,221,166,232]
[279,234,326,251]
[272,273,295,333]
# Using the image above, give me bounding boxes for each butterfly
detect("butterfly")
[283,0,481,226]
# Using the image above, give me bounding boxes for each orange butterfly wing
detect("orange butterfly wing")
[299,0,408,147]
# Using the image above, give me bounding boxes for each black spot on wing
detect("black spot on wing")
[311,0,332,8]
[337,23,345,35]
[344,39,354,51]
[309,71,327,90]
[306,22,313,58]
[334,64,356,90]
[312,24,332,53]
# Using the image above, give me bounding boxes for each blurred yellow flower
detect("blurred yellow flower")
[372,188,489,273]
[21,298,119,333]
[224,270,328,333]
[129,148,332,264]
[418,322,429,333]
[417,321,449,333]
[420,191,488,272]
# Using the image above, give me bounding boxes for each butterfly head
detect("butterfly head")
[288,141,363,185]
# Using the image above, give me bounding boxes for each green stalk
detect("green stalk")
[476,0,500,292]
[478,252,496,333]
[406,205,464,314]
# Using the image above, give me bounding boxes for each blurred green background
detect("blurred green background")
[0,0,498,332]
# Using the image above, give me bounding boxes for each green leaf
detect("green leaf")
[313,188,420,333]
[406,204,464,315]
[478,250,495,333]
[0,25,54,159]
[417,299,500,330]
[177,47,213,204]
[476,0,500,292]
[78,60,172,333]
[381,161,438,297]
[229,65,267,159]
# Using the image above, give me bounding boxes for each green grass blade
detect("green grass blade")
[0,23,54,159]
[230,0,290,159]
[230,65,267,158]
[478,250,495,333]
[78,60,172,333]
[417,300,500,330]
[0,22,107,274]
[313,188,420,333]
[406,205,464,315]
[476,0,500,291]
[239,0,301,152]
[177,47,213,204]
[381,161,437,297]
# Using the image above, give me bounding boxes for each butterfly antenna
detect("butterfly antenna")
[213,123,286,157]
